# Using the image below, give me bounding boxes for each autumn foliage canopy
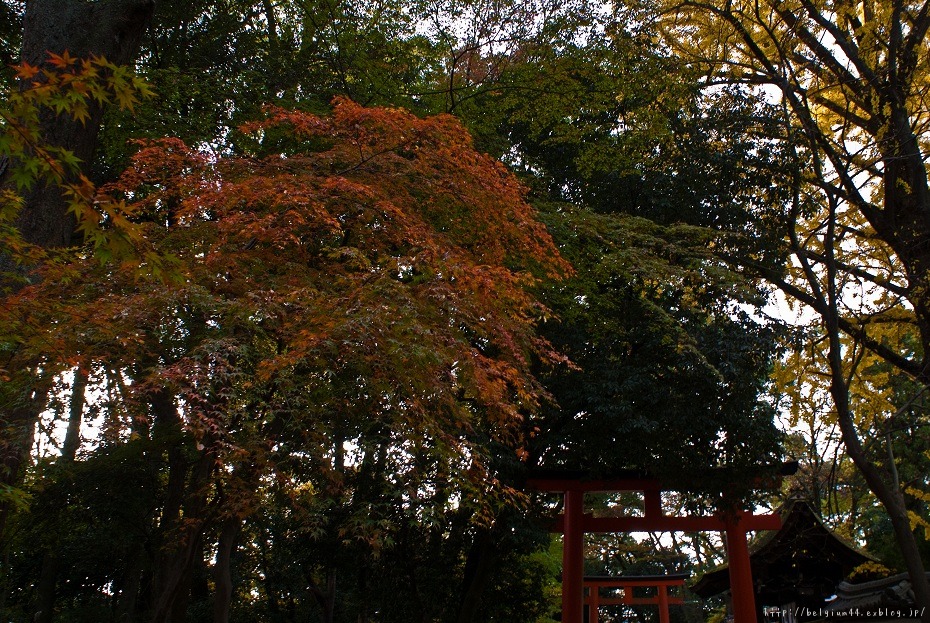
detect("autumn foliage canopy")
[3,97,569,520]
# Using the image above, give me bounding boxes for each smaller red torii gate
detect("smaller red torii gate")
[584,574,687,623]
[527,476,783,623]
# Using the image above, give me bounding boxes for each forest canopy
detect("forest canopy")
[0,1,928,622]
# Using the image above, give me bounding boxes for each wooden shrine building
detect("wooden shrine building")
[691,497,875,622]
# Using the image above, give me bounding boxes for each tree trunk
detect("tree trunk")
[116,545,145,623]
[857,110,930,621]
[168,540,204,623]
[0,376,50,538]
[16,0,155,248]
[324,571,336,623]
[455,527,501,623]
[357,565,369,623]
[826,299,930,622]
[833,394,930,618]
[61,367,88,462]
[32,367,87,623]
[782,85,930,620]
[872,107,930,392]
[148,389,208,623]
[213,517,240,623]
[33,551,59,623]
[149,456,211,623]
[309,569,337,623]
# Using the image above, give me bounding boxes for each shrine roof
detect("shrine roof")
[826,572,930,616]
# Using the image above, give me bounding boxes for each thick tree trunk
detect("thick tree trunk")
[61,368,88,461]
[0,377,48,537]
[455,527,501,623]
[870,114,930,623]
[324,571,336,623]
[22,0,155,65]
[833,401,930,615]
[357,566,369,623]
[167,540,204,623]
[785,80,930,621]
[149,457,211,623]
[309,569,337,623]
[33,551,59,623]
[151,389,186,608]
[759,14,930,615]
[872,108,930,387]
[836,413,930,618]
[17,0,155,248]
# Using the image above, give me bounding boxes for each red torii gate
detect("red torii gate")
[584,574,688,623]
[526,476,782,623]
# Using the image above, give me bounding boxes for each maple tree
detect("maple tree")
[2,97,568,622]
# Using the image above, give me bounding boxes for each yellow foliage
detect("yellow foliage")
[848,561,894,582]
[906,482,930,539]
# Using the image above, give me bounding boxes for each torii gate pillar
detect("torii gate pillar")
[726,523,757,623]
[562,488,584,623]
